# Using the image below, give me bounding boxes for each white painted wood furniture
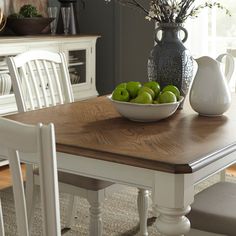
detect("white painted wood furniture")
[0,198,4,236]
[187,182,235,236]
[0,35,99,168]
[185,51,236,236]
[6,49,149,236]
[0,118,61,236]
[0,35,99,114]
[5,94,236,236]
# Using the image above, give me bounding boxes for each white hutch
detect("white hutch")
[0,35,99,166]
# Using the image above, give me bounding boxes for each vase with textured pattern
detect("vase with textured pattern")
[147,23,194,107]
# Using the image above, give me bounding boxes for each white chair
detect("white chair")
[187,181,236,236]
[7,50,149,236]
[0,118,61,236]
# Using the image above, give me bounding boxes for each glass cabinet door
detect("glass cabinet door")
[65,42,97,100]
[68,49,86,85]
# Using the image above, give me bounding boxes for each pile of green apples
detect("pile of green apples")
[111,81,181,104]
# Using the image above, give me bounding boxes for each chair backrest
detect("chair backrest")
[7,50,74,112]
[0,118,61,236]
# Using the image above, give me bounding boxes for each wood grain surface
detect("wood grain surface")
[6,95,236,174]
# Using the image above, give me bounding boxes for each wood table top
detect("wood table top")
[6,95,236,174]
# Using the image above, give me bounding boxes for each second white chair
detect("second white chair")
[0,118,61,236]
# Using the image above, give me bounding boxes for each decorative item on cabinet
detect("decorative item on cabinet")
[6,4,53,35]
[7,17,54,35]
[56,0,80,35]
[0,8,6,32]
[47,6,58,34]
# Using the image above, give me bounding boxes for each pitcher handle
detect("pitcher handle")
[155,25,188,43]
[216,53,235,83]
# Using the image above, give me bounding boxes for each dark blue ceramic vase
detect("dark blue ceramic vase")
[147,23,194,104]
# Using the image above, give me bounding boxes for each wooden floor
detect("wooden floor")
[0,165,26,190]
[227,165,236,176]
[1,164,236,190]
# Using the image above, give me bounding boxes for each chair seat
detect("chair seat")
[34,168,114,191]
[187,182,236,236]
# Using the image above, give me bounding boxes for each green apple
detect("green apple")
[143,81,160,98]
[138,86,155,99]
[126,81,142,98]
[162,85,180,100]
[112,87,130,102]
[115,82,127,89]
[132,91,153,104]
[158,91,177,104]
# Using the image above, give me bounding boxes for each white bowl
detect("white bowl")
[107,95,183,122]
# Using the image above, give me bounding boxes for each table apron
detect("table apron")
[193,151,236,184]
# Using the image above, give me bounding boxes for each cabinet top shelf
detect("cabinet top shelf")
[0,35,100,43]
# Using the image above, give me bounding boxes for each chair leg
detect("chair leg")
[0,198,5,236]
[137,188,149,236]
[25,164,36,232]
[87,190,105,236]
[64,195,78,229]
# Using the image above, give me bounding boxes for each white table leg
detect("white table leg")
[87,190,105,236]
[138,188,149,236]
[152,172,194,236]
[156,205,191,236]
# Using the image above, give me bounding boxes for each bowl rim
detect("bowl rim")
[107,94,184,107]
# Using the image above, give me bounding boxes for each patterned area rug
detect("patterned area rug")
[0,174,235,236]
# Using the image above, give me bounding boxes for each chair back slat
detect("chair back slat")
[42,60,57,106]
[0,118,61,236]
[7,50,74,113]
[20,64,37,111]
[25,61,43,109]
[51,61,64,104]
[8,149,29,236]
[34,59,50,108]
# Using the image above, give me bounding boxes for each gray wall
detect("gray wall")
[50,0,154,95]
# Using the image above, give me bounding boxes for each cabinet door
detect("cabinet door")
[62,42,98,100]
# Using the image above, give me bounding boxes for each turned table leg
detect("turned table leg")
[138,188,149,236]
[152,172,194,236]
[156,205,191,236]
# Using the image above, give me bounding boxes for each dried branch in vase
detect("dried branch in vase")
[105,0,231,23]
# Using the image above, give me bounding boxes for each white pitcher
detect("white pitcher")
[189,54,235,116]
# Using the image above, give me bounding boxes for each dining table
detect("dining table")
[4,94,236,236]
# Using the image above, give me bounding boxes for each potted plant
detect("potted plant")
[7,4,54,35]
